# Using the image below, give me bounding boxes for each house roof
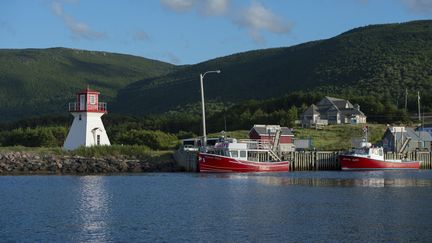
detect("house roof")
[325,96,353,109]
[251,125,294,136]
[340,108,365,116]
[303,104,320,115]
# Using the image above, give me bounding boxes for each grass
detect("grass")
[206,124,388,151]
[0,124,389,154]
[293,124,388,150]
[0,145,173,160]
[0,146,66,155]
[208,130,250,139]
[70,145,173,159]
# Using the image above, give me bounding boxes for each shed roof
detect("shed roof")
[251,125,294,136]
[389,127,432,142]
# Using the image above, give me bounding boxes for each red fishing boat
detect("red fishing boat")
[339,142,420,170]
[198,138,290,173]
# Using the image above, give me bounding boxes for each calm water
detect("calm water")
[1,171,432,242]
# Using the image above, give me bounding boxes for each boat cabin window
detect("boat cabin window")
[182,140,196,146]
[240,150,247,158]
[207,138,218,146]
[230,150,238,158]
[379,149,383,156]
[214,149,229,156]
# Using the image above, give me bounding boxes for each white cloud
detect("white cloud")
[400,0,432,14]
[51,1,63,16]
[160,0,196,12]
[50,1,106,40]
[160,0,229,15]
[235,2,292,44]
[161,52,181,64]
[63,15,106,40]
[200,0,229,16]
[134,31,150,41]
[160,0,291,45]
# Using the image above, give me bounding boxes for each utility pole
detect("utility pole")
[418,91,421,122]
[199,70,221,150]
[405,88,408,112]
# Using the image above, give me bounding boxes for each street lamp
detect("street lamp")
[200,70,221,150]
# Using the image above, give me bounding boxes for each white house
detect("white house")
[301,96,367,127]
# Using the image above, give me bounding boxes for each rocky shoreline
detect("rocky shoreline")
[0,152,183,174]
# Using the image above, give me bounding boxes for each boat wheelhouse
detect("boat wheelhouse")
[209,138,282,162]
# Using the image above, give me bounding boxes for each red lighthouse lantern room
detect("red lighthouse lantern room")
[68,87,107,113]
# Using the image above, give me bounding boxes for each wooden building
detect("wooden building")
[381,126,432,153]
[249,124,295,152]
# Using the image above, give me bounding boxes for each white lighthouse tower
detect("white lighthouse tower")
[63,87,111,150]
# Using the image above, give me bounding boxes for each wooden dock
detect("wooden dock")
[174,150,432,172]
[384,151,432,170]
[284,151,341,171]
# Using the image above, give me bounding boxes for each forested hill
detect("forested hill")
[1,20,432,121]
[113,20,432,116]
[0,48,175,120]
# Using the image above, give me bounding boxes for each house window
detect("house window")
[79,114,82,121]
[89,95,96,105]
[97,135,100,145]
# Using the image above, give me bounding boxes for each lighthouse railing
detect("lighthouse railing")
[68,102,79,112]
[98,102,107,112]
[68,102,107,112]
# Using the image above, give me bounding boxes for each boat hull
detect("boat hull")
[198,153,290,173]
[339,155,420,170]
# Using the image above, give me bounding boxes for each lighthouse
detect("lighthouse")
[63,87,111,150]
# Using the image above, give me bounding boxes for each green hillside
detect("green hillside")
[2,20,432,121]
[113,20,432,116]
[0,47,175,120]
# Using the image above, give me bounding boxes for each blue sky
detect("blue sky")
[1,0,432,64]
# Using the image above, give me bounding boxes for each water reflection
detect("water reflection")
[207,174,432,187]
[257,177,432,187]
[77,176,110,242]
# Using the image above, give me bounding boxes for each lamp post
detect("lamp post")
[200,70,221,150]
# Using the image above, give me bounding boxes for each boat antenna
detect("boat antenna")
[363,125,368,143]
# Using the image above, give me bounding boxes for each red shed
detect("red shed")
[249,124,295,152]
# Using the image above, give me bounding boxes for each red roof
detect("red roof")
[77,87,100,94]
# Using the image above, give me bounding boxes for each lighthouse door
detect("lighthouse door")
[79,94,86,110]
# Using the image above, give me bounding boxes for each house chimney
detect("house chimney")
[354,104,360,110]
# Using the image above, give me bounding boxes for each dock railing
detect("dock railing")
[238,139,272,150]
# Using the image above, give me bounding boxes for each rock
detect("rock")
[76,164,87,173]
[0,151,177,174]
[118,161,128,172]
